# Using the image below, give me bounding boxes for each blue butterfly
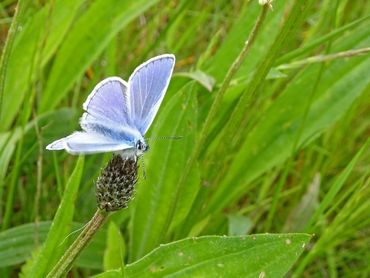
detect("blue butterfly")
[46,54,175,157]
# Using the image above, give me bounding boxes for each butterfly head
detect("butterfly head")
[135,139,149,156]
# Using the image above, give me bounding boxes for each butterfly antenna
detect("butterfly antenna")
[146,136,183,141]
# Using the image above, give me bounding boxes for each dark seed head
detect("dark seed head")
[96,155,138,211]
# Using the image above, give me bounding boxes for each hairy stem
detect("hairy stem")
[47,209,108,278]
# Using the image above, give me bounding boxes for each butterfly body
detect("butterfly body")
[46,54,175,158]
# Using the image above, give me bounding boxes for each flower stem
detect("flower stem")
[198,3,270,151]
[47,209,108,278]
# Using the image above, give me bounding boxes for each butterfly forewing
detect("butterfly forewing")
[129,54,175,135]
[81,77,132,131]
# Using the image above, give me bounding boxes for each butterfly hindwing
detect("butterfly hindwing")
[46,132,133,155]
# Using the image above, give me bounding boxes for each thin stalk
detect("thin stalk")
[47,209,108,278]
[198,3,270,153]
[161,3,270,240]
[275,13,370,64]
[203,0,317,216]
[277,47,370,70]
[216,0,316,159]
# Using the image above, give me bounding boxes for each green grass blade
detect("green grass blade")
[103,221,125,271]
[305,139,369,230]
[40,1,85,66]
[205,1,286,83]
[1,0,369,276]
[295,170,370,275]
[276,14,370,64]
[210,0,316,158]
[0,0,27,131]
[25,156,84,277]
[0,0,84,131]
[39,0,158,112]
[0,108,78,211]
[130,83,199,261]
[207,31,370,214]
[0,221,106,270]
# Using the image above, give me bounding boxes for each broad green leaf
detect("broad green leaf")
[130,83,199,261]
[0,221,106,270]
[94,271,121,278]
[39,0,158,112]
[0,222,50,268]
[206,26,370,214]
[103,222,125,271]
[174,70,215,92]
[0,0,84,131]
[96,234,311,277]
[26,156,84,277]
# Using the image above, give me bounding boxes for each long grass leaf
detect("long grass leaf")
[130,83,198,261]
[26,156,84,277]
[207,31,370,214]
[305,139,369,230]
[0,0,84,131]
[276,14,370,64]
[39,0,158,112]
[0,221,106,270]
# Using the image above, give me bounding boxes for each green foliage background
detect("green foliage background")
[0,0,369,276]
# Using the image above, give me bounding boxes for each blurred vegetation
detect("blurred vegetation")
[0,0,369,277]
